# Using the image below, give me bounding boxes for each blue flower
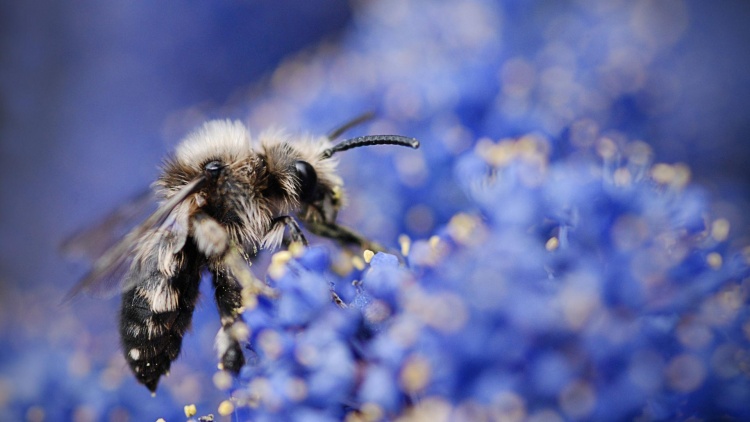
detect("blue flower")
[230,130,750,420]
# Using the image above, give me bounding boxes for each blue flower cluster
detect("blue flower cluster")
[228,134,750,421]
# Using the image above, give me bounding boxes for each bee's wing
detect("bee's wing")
[62,189,158,262]
[63,176,206,302]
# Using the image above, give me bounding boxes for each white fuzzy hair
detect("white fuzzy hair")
[174,119,253,167]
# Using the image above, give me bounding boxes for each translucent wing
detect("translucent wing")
[63,176,206,302]
[62,189,157,262]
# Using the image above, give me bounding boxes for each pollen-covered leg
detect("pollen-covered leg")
[305,221,385,252]
[119,255,201,393]
[213,271,247,373]
[262,215,308,250]
[215,323,246,373]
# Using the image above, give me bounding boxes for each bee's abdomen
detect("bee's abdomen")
[119,254,201,393]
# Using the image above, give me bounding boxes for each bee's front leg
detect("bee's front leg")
[262,216,308,250]
[303,221,385,253]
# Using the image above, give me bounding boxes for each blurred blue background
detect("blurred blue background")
[1,0,749,420]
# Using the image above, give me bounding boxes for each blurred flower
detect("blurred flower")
[232,132,750,420]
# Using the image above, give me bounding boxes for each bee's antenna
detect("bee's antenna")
[327,111,376,141]
[322,135,420,159]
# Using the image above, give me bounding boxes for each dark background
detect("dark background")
[0,0,353,292]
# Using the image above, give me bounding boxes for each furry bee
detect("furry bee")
[65,116,419,393]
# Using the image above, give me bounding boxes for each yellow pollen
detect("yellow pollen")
[399,355,432,393]
[707,252,722,269]
[213,370,233,390]
[711,219,730,242]
[352,256,366,271]
[545,237,560,251]
[183,404,197,417]
[218,400,235,416]
[399,234,412,256]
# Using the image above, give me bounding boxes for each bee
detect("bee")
[65,115,419,393]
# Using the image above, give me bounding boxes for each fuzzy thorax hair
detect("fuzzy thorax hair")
[154,120,343,250]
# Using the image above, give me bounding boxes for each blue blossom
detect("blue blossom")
[230,133,750,420]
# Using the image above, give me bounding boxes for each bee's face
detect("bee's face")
[257,137,343,224]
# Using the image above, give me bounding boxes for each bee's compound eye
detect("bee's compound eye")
[204,161,223,178]
[294,160,318,202]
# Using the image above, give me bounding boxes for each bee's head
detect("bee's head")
[294,135,419,222]
[289,153,339,223]
[292,160,319,203]
[258,132,338,222]
[261,131,418,223]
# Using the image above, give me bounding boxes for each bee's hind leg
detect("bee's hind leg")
[213,270,246,374]
[191,211,248,374]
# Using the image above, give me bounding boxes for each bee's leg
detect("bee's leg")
[120,252,201,394]
[304,221,385,253]
[278,215,308,246]
[213,270,246,374]
[331,290,347,308]
[262,216,308,249]
[190,211,247,373]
